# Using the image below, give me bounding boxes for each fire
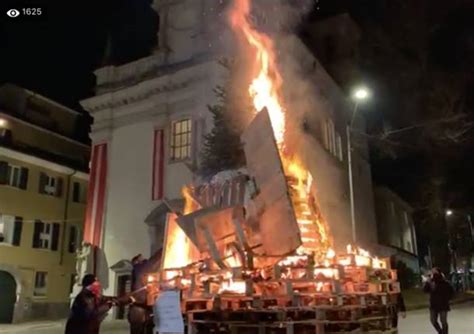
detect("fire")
[162,187,201,274]
[229,0,285,145]
[183,186,200,215]
[229,0,332,260]
[219,279,246,294]
[225,245,242,268]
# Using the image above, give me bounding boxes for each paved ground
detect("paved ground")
[1,302,473,333]
[0,319,129,334]
[398,301,474,333]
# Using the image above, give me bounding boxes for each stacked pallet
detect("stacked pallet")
[153,251,400,334]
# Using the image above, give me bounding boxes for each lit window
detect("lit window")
[34,272,48,297]
[7,165,21,187]
[0,215,22,246]
[170,119,192,161]
[0,215,14,244]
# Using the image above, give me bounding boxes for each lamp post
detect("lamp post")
[347,87,370,244]
[445,209,474,289]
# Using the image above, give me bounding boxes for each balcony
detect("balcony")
[0,137,88,172]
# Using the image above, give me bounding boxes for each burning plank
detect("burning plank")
[241,109,302,257]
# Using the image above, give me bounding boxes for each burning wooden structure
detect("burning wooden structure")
[147,1,400,332]
[146,110,400,333]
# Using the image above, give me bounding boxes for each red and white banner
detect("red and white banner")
[84,143,108,247]
[152,129,165,200]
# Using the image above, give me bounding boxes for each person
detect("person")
[128,249,162,334]
[390,292,406,328]
[423,268,454,334]
[65,274,114,334]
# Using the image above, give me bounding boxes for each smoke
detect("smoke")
[251,0,315,33]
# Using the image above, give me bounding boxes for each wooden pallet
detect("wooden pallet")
[185,304,397,334]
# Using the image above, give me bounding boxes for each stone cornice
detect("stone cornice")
[81,59,216,114]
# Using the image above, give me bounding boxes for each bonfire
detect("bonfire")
[147,1,401,333]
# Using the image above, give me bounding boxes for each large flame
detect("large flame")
[229,0,332,259]
[229,0,285,145]
[162,187,200,272]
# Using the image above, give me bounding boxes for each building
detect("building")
[0,84,89,323]
[80,0,378,319]
[373,186,420,273]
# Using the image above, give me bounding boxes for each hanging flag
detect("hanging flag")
[152,129,165,200]
[84,143,108,247]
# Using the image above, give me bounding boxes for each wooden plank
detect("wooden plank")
[241,109,302,257]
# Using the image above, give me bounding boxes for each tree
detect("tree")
[199,86,248,177]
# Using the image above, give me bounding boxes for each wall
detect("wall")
[0,154,87,322]
[277,34,378,250]
[87,59,226,297]
[374,187,418,255]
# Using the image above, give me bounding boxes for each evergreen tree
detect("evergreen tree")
[199,85,248,177]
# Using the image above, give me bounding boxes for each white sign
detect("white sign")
[154,290,184,333]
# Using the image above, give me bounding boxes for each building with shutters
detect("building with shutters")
[0,84,89,323]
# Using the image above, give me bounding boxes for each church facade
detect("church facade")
[80,0,231,315]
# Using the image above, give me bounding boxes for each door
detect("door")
[0,271,16,323]
[116,274,131,319]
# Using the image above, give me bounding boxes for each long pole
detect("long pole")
[347,102,359,244]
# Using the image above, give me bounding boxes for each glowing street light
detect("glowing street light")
[353,87,370,101]
[446,209,453,217]
[0,118,6,127]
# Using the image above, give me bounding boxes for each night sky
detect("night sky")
[1,0,473,247]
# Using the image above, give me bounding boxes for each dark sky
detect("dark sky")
[1,0,472,210]
[0,0,158,110]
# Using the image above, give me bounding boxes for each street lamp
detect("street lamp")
[445,208,474,289]
[0,118,6,127]
[347,86,370,243]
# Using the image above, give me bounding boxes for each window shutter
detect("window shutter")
[12,217,23,246]
[0,161,8,184]
[68,226,77,253]
[51,223,60,251]
[56,177,64,197]
[19,167,29,190]
[72,182,80,202]
[38,172,47,194]
[32,220,44,248]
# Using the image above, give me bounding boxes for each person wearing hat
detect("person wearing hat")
[128,249,162,334]
[65,274,128,334]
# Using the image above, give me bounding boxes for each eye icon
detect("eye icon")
[7,9,20,18]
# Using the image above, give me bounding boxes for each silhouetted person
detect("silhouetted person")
[390,292,406,328]
[424,268,454,334]
[128,249,162,334]
[65,274,113,334]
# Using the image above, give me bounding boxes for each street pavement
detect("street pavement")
[0,319,129,334]
[1,302,473,333]
[399,301,474,333]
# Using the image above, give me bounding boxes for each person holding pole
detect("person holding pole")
[128,249,163,334]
